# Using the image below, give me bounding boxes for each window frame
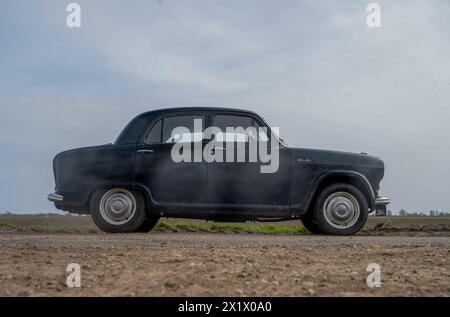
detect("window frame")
[210,112,272,144]
[143,119,163,144]
[141,112,206,145]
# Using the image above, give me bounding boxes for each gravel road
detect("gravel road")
[0,232,449,297]
[0,232,450,247]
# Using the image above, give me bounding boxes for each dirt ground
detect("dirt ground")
[0,215,449,297]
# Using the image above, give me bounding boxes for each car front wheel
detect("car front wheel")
[313,183,368,235]
[300,215,323,234]
[90,188,147,233]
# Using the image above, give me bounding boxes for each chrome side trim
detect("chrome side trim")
[137,149,154,154]
[319,170,376,199]
[350,171,376,199]
[47,193,64,202]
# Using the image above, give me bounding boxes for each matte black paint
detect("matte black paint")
[51,107,386,221]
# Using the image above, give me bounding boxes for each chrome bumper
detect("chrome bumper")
[47,193,64,202]
[374,196,390,216]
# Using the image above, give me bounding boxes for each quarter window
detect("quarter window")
[144,119,162,144]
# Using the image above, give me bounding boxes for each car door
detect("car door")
[134,112,207,209]
[206,112,290,213]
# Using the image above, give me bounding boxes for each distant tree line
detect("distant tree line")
[396,209,450,217]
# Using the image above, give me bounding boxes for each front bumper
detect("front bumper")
[374,196,390,216]
[47,193,64,202]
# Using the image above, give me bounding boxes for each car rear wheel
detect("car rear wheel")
[313,183,368,235]
[90,188,146,233]
[136,215,160,233]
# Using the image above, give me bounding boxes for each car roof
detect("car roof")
[139,106,259,118]
[115,107,264,144]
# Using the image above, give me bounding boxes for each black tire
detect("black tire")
[136,215,160,233]
[312,183,368,235]
[300,215,323,234]
[90,188,147,233]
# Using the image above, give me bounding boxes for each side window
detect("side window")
[144,119,162,144]
[213,114,268,143]
[162,115,203,143]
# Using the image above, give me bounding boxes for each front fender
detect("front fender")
[301,170,376,214]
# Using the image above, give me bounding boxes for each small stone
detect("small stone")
[164,281,177,289]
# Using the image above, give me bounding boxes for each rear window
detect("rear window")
[144,114,204,144]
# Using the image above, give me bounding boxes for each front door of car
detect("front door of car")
[205,113,290,212]
[134,113,207,209]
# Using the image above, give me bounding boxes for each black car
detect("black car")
[48,107,389,235]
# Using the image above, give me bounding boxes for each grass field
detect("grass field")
[0,214,449,234]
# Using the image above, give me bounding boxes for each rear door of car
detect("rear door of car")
[134,111,207,209]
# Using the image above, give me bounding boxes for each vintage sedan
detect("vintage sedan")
[48,107,389,235]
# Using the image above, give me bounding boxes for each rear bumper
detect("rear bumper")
[47,190,90,214]
[47,193,64,202]
[374,196,390,216]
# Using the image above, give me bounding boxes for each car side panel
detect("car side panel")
[290,148,382,214]
[53,144,136,212]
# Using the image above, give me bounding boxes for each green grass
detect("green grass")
[0,223,21,230]
[0,222,98,233]
[2,214,450,234]
[0,219,308,235]
[28,224,98,233]
[155,221,309,235]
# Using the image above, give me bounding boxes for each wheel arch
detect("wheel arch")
[304,171,375,214]
[85,182,156,215]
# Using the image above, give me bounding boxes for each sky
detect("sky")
[0,0,449,214]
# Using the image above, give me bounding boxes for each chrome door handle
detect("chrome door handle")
[211,146,225,155]
[137,149,154,154]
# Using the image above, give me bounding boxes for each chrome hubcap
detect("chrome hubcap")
[323,191,360,229]
[99,189,136,225]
